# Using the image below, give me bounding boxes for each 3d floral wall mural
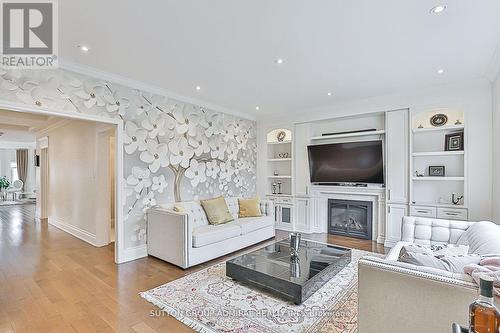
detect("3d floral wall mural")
[0,68,257,249]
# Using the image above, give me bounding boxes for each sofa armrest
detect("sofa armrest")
[260,200,274,218]
[358,257,477,333]
[147,208,190,268]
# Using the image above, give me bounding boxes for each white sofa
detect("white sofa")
[147,197,275,268]
[358,216,500,333]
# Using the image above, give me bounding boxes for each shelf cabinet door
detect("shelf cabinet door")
[280,204,293,225]
[294,198,309,231]
[385,204,408,247]
[386,109,409,204]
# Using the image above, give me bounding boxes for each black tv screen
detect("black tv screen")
[308,141,384,184]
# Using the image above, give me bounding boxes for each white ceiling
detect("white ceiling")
[0,110,51,144]
[60,0,500,117]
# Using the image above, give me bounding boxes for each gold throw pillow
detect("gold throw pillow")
[238,197,262,218]
[200,196,234,225]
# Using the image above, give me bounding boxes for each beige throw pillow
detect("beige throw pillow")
[200,196,234,225]
[238,197,262,218]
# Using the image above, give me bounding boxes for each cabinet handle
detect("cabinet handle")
[417,210,429,214]
[388,189,391,200]
[445,212,459,216]
[388,206,391,214]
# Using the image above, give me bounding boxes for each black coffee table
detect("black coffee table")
[226,239,352,304]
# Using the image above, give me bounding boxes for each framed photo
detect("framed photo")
[445,131,464,151]
[428,166,445,177]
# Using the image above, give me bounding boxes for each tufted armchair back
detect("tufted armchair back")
[401,216,475,246]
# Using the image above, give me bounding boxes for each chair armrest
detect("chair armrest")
[147,208,190,268]
[358,257,477,333]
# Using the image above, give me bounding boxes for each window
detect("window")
[10,161,18,182]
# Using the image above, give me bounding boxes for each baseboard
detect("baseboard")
[48,217,98,246]
[120,244,148,263]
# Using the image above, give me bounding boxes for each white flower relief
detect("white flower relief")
[16,85,57,108]
[205,160,220,179]
[225,143,239,161]
[141,112,167,138]
[152,175,168,193]
[104,91,131,115]
[204,113,222,137]
[188,129,210,157]
[140,140,169,173]
[209,137,227,160]
[124,121,147,154]
[184,112,201,137]
[126,167,152,193]
[0,70,19,91]
[169,137,194,168]
[234,175,244,188]
[219,161,235,182]
[132,224,146,242]
[185,159,207,187]
[73,80,106,109]
[142,192,157,211]
[123,185,139,204]
[222,123,236,142]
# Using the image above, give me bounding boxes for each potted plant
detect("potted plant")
[0,176,10,200]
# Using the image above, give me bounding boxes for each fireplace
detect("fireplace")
[328,199,372,240]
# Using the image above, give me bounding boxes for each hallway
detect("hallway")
[0,204,192,332]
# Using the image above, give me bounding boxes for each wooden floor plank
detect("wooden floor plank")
[0,204,386,332]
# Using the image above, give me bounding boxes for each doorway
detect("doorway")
[0,104,124,263]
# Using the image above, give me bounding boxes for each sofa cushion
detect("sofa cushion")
[233,216,274,234]
[225,197,240,219]
[457,221,500,255]
[170,202,209,228]
[192,223,241,248]
[399,251,481,273]
[200,196,234,225]
[238,197,262,218]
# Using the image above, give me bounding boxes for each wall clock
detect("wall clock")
[430,113,448,127]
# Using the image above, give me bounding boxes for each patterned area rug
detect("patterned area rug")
[141,249,381,333]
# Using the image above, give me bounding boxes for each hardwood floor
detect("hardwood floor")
[0,204,386,333]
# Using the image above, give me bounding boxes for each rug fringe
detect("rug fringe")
[140,292,217,333]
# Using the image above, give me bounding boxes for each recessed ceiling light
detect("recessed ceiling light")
[275,58,285,64]
[78,45,90,53]
[430,5,446,14]
[195,86,201,91]
[327,92,332,96]
[255,106,260,110]
[437,68,445,74]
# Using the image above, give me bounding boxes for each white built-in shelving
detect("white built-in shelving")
[412,177,465,181]
[409,109,467,219]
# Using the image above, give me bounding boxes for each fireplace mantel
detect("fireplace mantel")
[308,185,386,244]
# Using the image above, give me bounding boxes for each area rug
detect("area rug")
[141,249,382,333]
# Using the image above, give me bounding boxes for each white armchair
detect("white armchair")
[357,216,500,333]
[6,179,23,201]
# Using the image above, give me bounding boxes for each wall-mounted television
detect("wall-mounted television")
[307,140,384,184]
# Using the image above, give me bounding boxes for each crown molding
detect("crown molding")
[0,141,36,149]
[58,59,256,121]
